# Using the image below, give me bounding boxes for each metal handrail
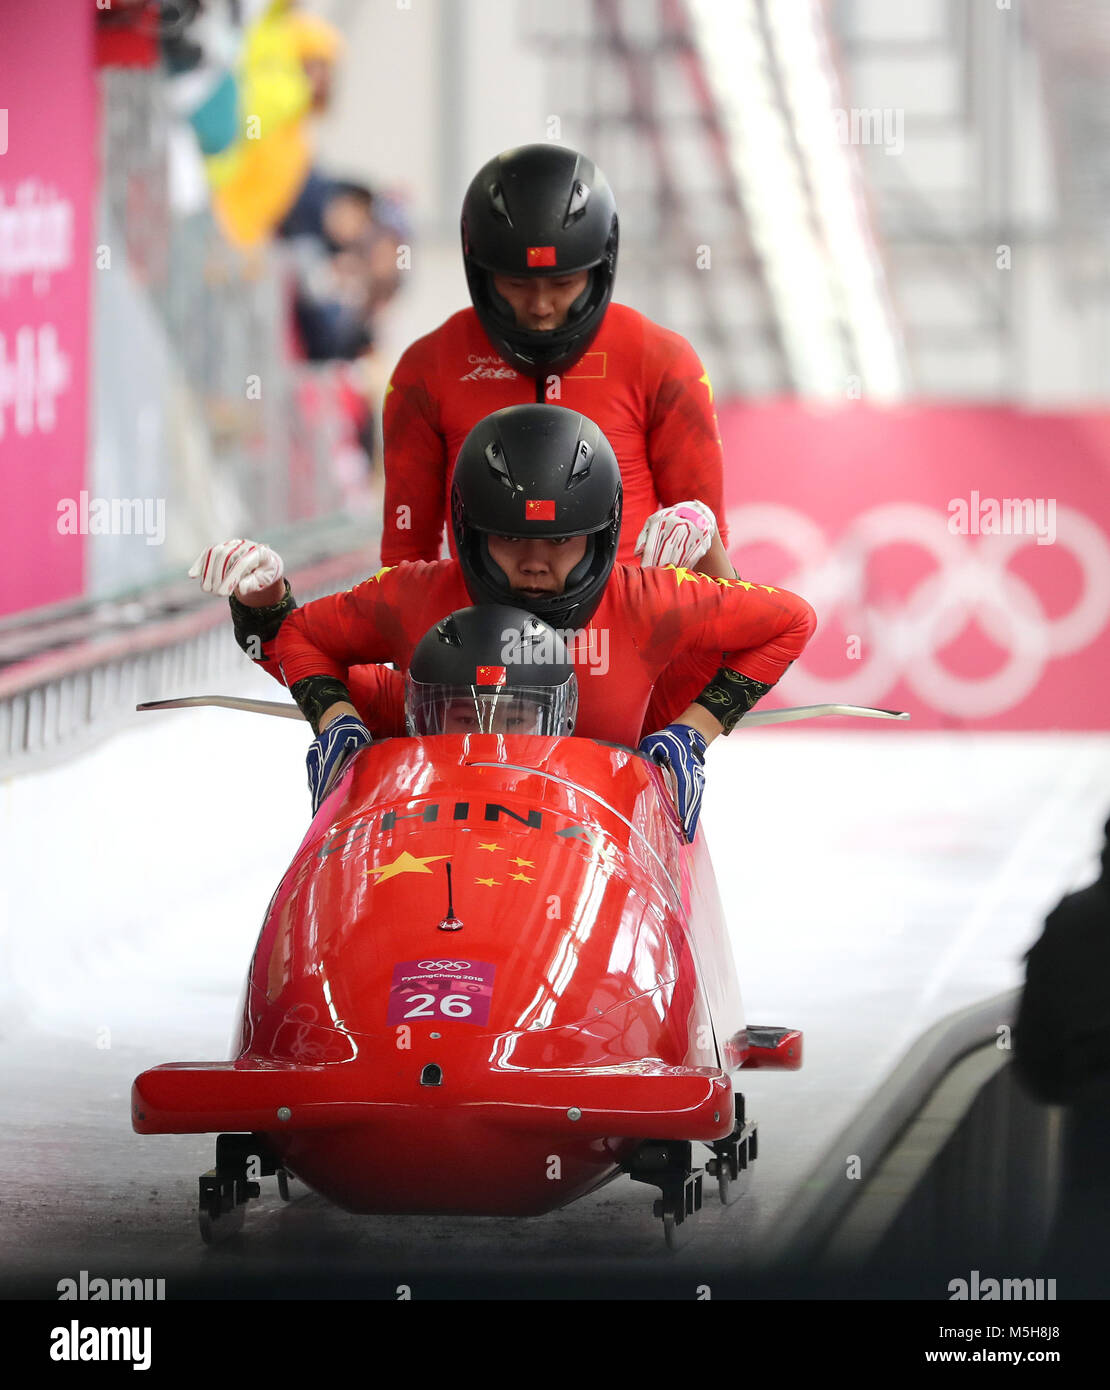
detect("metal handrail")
[0,544,379,779]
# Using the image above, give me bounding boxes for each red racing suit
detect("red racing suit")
[380,303,726,566]
[273,562,815,748]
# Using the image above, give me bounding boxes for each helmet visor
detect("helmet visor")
[405,677,577,737]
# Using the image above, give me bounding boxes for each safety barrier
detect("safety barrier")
[0,534,378,780]
[769,989,1060,1282]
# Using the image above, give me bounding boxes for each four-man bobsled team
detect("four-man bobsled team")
[191,144,817,838]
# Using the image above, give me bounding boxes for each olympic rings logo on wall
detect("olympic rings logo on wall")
[728,502,1110,718]
[417,960,471,971]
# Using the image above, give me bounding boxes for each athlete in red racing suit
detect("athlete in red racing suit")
[276,558,813,752]
[384,302,726,569]
[273,406,814,829]
[381,144,726,568]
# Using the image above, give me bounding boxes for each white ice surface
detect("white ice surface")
[1,668,312,1054]
[2,673,1108,1276]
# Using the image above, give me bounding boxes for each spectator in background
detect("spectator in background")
[1013,813,1110,1295]
[278,176,411,362]
[276,172,411,480]
[161,2,243,162]
[205,1,343,249]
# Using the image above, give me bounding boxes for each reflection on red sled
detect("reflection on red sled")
[133,736,803,1249]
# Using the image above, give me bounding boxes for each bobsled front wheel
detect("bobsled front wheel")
[195,1135,285,1245]
[628,1141,704,1250]
[198,1199,246,1246]
[706,1153,749,1206]
[705,1095,757,1206]
[198,1169,251,1246]
[662,1208,696,1251]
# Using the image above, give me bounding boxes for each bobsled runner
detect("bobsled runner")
[133,708,903,1249]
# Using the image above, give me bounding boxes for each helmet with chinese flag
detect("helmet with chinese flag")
[460,144,619,378]
[451,404,622,632]
[405,606,578,737]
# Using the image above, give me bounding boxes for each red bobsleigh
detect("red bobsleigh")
[132,732,807,1247]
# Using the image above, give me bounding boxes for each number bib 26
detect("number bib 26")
[387,959,496,1027]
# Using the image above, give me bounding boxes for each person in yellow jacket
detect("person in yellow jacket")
[207,2,342,248]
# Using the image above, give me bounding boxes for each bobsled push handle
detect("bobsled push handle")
[137,696,307,721]
[134,698,908,729]
[735,704,909,728]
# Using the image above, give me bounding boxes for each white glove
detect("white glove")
[635,501,717,569]
[188,539,285,599]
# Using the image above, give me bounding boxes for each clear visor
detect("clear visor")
[405,677,577,736]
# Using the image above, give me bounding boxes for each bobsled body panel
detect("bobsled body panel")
[135,736,747,1217]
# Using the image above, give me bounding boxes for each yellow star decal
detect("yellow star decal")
[478,842,502,853]
[670,566,708,585]
[369,566,394,584]
[366,852,449,883]
[510,856,534,868]
[475,876,502,888]
[384,380,394,399]
[509,871,535,883]
[699,369,715,404]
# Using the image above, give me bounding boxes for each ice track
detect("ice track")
[2,665,1107,1288]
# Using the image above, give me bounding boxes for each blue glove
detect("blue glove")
[307,715,373,814]
[639,723,708,842]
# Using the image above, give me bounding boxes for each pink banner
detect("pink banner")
[0,2,96,616]
[720,402,1110,730]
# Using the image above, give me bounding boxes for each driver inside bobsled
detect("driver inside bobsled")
[397,603,691,816]
[402,605,698,813]
[404,604,578,738]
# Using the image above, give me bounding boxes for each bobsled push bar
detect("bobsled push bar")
[137,695,307,720]
[137,697,910,727]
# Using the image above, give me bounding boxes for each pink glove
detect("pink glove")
[634,501,717,569]
[188,539,285,598]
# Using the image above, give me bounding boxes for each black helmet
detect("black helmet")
[451,404,622,631]
[460,144,619,379]
[405,605,578,736]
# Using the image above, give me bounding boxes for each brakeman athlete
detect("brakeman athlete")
[381,143,729,571]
